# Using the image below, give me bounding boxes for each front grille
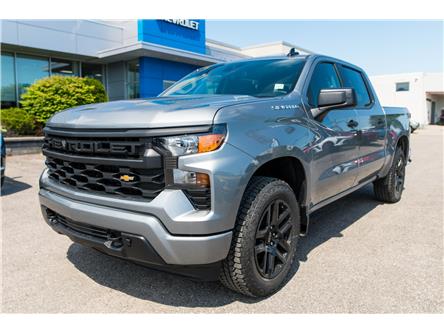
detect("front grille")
[43,129,210,209]
[47,209,119,240]
[45,156,164,200]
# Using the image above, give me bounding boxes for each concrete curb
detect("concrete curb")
[4,136,44,156]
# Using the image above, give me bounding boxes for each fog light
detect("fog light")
[173,169,210,186]
[196,172,210,186]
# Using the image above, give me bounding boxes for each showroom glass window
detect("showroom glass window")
[1,52,17,108]
[338,66,371,107]
[51,58,79,76]
[16,54,49,97]
[127,60,139,99]
[82,63,104,83]
[307,62,341,107]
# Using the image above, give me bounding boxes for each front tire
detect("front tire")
[219,177,300,297]
[373,147,406,203]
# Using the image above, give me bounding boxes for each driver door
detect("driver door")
[305,62,360,205]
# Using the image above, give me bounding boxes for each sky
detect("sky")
[206,20,443,76]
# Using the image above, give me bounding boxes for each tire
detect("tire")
[219,176,300,297]
[373,147,406,203]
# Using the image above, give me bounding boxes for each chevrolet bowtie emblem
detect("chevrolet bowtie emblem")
[120,175,135,182]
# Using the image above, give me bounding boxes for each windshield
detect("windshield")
[161,58,306,98]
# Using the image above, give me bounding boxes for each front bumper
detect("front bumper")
[39,188,232,266]
[39,140,255,273]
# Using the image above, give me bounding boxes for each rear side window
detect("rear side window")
[307,63,341,107]
[339,66,371,107]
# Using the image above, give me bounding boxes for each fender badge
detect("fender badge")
[271,104,298,110]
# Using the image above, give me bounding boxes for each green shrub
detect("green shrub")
[20,76,108,124]
[0,107,36,136]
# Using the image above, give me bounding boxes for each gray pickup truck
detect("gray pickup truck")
[39,53,410,297]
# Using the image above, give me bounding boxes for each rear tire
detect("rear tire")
[373,147,406,203]
[219,177,300,297]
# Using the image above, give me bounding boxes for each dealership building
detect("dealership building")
[2,19,442,126]
[0,19,311,108]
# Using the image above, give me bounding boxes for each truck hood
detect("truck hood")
[46,95,257,129]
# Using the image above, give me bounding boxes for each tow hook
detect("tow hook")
[104,233,123,250]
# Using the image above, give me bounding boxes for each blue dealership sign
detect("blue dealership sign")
[138,19,206,54]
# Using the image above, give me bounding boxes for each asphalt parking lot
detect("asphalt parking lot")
[1,126,443,313]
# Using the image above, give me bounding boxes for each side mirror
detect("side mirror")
[312,88,356,118]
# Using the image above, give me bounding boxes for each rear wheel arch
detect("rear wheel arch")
[396,135,409,159]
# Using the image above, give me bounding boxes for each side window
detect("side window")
[339,66,371,107]
[307,63,341,107]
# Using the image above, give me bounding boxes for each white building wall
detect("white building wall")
[424,73,444,92]
[242,43,290,57]
[370,73,444,126]
[102,20,138,46]
[205,46,246,61]
[241,42,311,57]
[205,40,247,62]
[206,39,312,59]
[1,19,125,57]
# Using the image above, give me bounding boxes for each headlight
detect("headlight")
[160,135,199,156]
[158,124,226,156]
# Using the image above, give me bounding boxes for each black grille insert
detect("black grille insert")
[46,156,164,200]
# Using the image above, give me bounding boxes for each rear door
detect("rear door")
[337,65,387,182]
[303,61,360,204]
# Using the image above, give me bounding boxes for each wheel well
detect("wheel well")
[251,157,308,235]
[397,135,409,158]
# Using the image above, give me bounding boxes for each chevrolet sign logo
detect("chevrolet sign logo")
[120,175,135,182]
[163,19,199,30]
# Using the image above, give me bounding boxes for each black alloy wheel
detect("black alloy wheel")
[219,177,300,297]
[374,147,407,203]
[254,199,293,279]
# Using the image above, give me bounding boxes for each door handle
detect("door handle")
[347,119,359,129]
